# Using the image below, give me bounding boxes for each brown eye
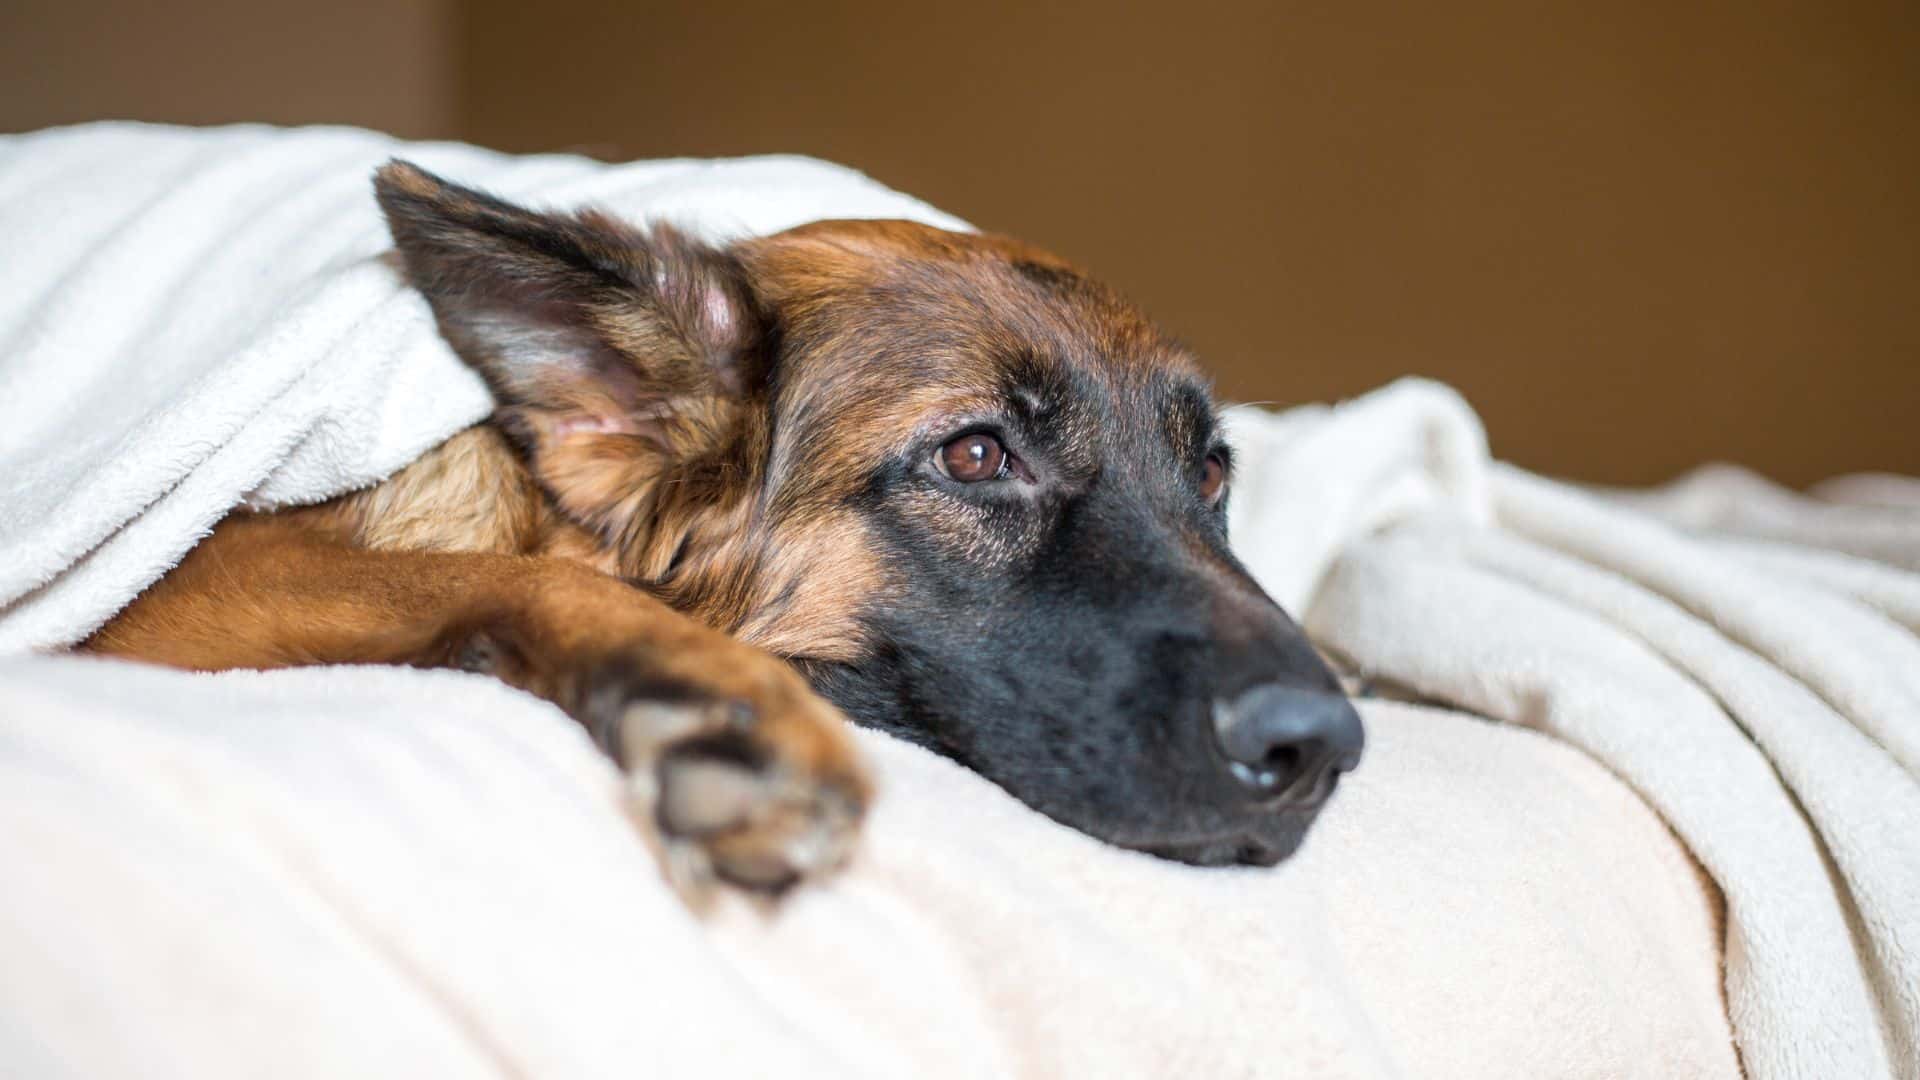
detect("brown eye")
[939,433,1007,483]
[1199,453,1227,504]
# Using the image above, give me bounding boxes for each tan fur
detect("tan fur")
[316,426,541,553]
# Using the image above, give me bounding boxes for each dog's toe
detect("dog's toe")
[587,668,868,905]
[654,726,864,894]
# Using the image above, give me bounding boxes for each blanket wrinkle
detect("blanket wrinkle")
[1708,538,1920,634]
[1610,463,1920,573]
[1812,472,1920,511]
[1222,377,1490,615]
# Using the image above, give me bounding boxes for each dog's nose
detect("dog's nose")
[1211,684,1365,803]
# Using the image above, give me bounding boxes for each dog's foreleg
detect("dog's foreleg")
[86,512,868,900]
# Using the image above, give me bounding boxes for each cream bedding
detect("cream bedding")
[0,657,1734,1079]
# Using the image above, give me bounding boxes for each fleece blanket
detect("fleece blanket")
[0,122,967,652]
[0,657,1735,1080]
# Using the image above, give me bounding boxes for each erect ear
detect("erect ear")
[374,160,768,551]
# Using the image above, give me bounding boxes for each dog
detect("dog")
[84,161,1364,897]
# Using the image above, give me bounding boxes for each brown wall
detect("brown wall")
[6,2,1916,486]
[0,1,457,141]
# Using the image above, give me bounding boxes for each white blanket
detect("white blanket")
[0,122,967,652]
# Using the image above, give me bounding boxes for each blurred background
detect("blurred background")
[4,0,1914,486]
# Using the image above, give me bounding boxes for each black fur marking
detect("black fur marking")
[810,373,1352,864]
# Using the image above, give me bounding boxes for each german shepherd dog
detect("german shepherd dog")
[86,162,1364,897]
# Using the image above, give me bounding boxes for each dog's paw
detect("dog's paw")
[579,659,869,905]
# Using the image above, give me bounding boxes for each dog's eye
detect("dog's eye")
[1200,453,1227,504]
[938,433,1008,483]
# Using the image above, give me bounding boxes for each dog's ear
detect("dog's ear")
[374,160,767,562]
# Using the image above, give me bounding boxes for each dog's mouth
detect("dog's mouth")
[1120,788,1342,868]
[1136,830,1307,868]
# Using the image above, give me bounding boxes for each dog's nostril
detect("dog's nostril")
[1263,743,1303,776]
[1212,684,1365,803]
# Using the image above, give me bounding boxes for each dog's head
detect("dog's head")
[378,162,1362,865]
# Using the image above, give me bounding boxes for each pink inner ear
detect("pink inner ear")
[702,285,735,339]
[550,413,642,438]
[538,403,676,453]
